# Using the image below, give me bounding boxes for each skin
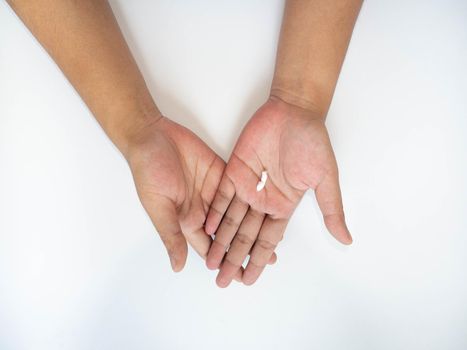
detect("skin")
[206,0,363,287]
[6,0,279,277]
[5,0,216,272]
[7,0,359,286]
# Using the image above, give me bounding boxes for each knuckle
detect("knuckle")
[224,255,242,268]
[249,209,263,219]
[247,258,266,269]
[158,229,184,253]
[323,212,345,225]
[223,215,239,228]
[233,195,247,206]
[213,238,229,250]
[209,205,224,218]
[255,238,277,252]
[217,188,231,202]
[159,229,182,242]
[235,233,254,246]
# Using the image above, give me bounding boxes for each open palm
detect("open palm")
[127,116,225,272]
[205,97,352,287]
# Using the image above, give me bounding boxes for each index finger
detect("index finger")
[242,217,288,285]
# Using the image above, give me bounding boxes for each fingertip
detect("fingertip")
[268,252,278,265]
[204,222,216,236]
[170,253,186,273]
[332,231,353,245]
[204,211,222,236]
[324,215,353,245]
[242,276,255,286]
[171,264,184,273]
[206,258,218,271]
[167,239,188,273]
[242,267,260,286]
[216,274,232,288]
[341,231,353,245]
[205,241,225,270]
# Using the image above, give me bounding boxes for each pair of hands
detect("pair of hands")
[127,96,352,287]
[7,0,360,287]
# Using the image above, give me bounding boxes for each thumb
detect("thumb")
[315,170,353,245]
[143,194,188,272]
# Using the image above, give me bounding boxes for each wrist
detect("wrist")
[102,91,163,159]
[269,84,331,119]
[268,89,327,121]
[117,111,164,162]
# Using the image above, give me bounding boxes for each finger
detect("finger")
[183,227,245,283]
[184,226,245,283]
[184,228,212,260]
[184,227,271,269]
[315,170,352,245]
[269,252,278,265]
[144,195,188,272]
[243,217,288,285]
[233,267,243,282]
[204,176,235,235]
[216,208,264,288]
[206,195,249,270]
[218,251,277,286]
[229,253,276,284]
[200,156,226,214]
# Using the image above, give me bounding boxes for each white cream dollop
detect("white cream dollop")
[256,171,268,192]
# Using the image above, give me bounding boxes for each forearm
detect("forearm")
[7,0,160,157]
[271,0,362,116]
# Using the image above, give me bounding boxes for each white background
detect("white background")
[1,1,466,349]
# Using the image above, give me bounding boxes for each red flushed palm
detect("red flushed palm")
[205,97,352,287]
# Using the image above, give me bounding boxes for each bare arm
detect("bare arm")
[7,0,159,156]
[206,0,362,287]
[272,0,362,116]
[6,0,226,273]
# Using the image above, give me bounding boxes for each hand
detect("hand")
[205,97,352,287]
[126,115,226,272]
